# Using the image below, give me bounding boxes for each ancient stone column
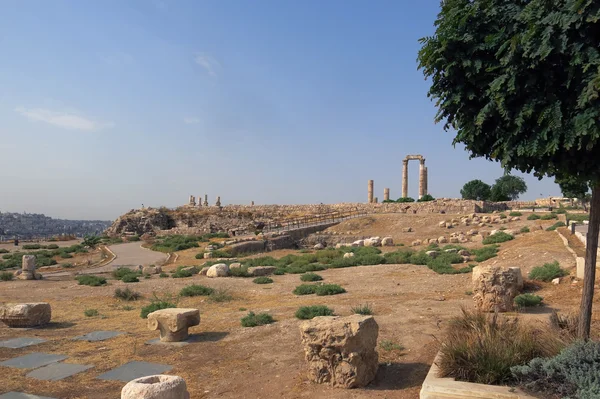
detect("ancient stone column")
[423,167,428,197]
[203,195,208,207]
[188,195,196,206]
[418,160,425,199]
[402,160,408,198]
[215,196,221,207]
[368,180,374,204]
[383,188,390,201]
[198,196,202,207]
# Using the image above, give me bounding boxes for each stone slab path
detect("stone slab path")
[26,363,93,381]
[0,353,67,369]
[0,337,45,349]
[73,330,123,342]
[96,361,172,382]
[0,393,56,399]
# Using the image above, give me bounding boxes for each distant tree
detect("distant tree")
[489,175,527,202]
[82,235,101,248]
[460,179,492,200]
[418,0,600,338]
[556,176,590,210]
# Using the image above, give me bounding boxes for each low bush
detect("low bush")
[76,275,107,286]
[409,251,431,265]
[121,274,139,283]
[315,284,346,296]
[159,272,168,278]
[140,300,176,319]
[529,261,568,282]
[211,249,234,258]
[151,235,201,253]
[114,287,141,301]
[253,277,273,284]
[499,213,507,219]
[241,311,275,327]
[300,273,323,282]
[527,214,541,220]
[60,253,73,259]
[396,197,415,203]
[554,208,567,214]
[546,222,566,231]
[112,267,140,280]
[0,249,8,254]
[180,284,214,297]
[509,211,522,217]
[351,304,374,315]
[383,249,414,264]
[171,268,194,278]
[482,232,514,245]
[471,245,499,262]
[84,309,99,317]
[229,267,252,277]
[293,284,318,295]
[520,226,530,233]
[437,309,565,385]
[512,341,600,398]
[380,340,405,351]
[61,263,74,268]
[295,305,334,319]
[514,294,543,308]
[0,271,14,281]
[22,244,42,250]
[127,235,140,242]
[208,288,233,303]
[541,213,558,220]
[566,213,589,223]
[417,194,435,202]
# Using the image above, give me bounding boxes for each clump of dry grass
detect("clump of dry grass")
[437,308,567,385]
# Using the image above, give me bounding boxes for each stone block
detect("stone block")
[248,266,276,276]
[121,375,190,399]
[147,308,200,342]
[577,257,585,279]
[0,303,51,328]
[142,266,162,275]
[472,266,521,312]
[381,237,394,246]
[300,315,378,388]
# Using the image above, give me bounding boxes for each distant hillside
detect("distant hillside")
[0,212,112,239]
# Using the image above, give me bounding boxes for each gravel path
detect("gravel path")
[80,242,167,274]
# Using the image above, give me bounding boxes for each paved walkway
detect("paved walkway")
[81,243,167,274]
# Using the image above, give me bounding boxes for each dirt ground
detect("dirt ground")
[0,212,597,399]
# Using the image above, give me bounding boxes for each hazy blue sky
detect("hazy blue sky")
[0,0,562,220]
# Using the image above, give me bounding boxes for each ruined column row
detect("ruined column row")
[369,154,429,203]
[188,195,220,207]
[367,180,390,203]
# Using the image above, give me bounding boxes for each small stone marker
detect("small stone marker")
[97,361,173,382]
[121,375,190,399]
[0,393,57,399]
[15,255,42,280]
[0,337,46,349]
[147,308,200,342]
[26,362,93,381]
[0,353,67,369]
[0,303,51,328]
[73,331,123,342]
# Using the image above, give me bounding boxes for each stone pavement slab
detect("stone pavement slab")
[0,353,67,369]
[0,337,46,349]
[96,361,172,382]
[26,362,93,381]
[72,330,123,342]
[0,393,56,399]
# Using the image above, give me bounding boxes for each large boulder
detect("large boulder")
[314,243,325,250]
[248,266,276,276]
[381,237,394,246]
[147,308,200,342]
[121,375,190,399]
[143,265,162,275]
[0,303,51,328]
[352,240,365,247]
[206,264,230,278]
[472,265,522,312]
[299,315,379,388]
[364,238,381,247]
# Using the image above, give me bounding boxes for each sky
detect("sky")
[0,0,563,221]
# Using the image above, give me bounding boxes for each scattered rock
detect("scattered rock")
[381,237,394,246]
[343,252,355,259]
[203,252,213,259]
[314,243,325,250]
[438,236,448,244]
[458,249,470,257]
[552,277,560,285]
[248,266,276,276]
[143,265,162,275]
[199,267,210,276]
[352,240,365,247]
[412,240,422,246]
[472,266,521,312]
[0,303,51,328]
[402,227,413,233]
[426,251,440,259]
[121,374,190,399]
[207,264,230,278]
[229,263,242,269]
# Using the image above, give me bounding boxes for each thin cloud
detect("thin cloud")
[183,117,201,124]
[15,107,113,131]
[194,53,220,77]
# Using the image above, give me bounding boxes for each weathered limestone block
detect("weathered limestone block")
[364,238,381,247]
[509,266,524,290]
[0,302,51,327]
[381,237,394,246]
[439,221,446,228]
[412,240,422,246]
[248,266,276,276]
[300,315,379,388]
[207,264,230,278]
[426,251,439,259]
[472,266,521,312]
[121,375,190,399]
[17,255,42,280]
[314,243,325,250]
[203,252,213,259]
[343,252,355,259]
[199,266,210,276]
[352,240,365,247]
[143,265,162,275]
[438,236,448,244]
[229,262,242,269]
[147,308,200,342]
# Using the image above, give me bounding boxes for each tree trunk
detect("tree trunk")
[578,185,600,339]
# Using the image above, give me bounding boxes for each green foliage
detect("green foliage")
[84,309,99,317]
[417,194,436,202]
[547,222,567,231]
[380,340,405,352]
[211,249,234,258]
[295,305,334,320]
[515,294,543,308]
[171,268,194,278]
[240,311,274,327]
[122,305,134,311]
[556,175,590,202]
[253,277,273,284]
[151,235,200,253]
[520,226,531,233]
[114,287,141,301]
[60,253,73,259]
[427,253,473,275]
[482,232,514,245]
[112,267,139,280]
[527,214,541,220]
[529,261,568,282]
[541,213,558,220]
[315,284,346,296]
[179,284,214,297]
[490,175,528,201]
[140,301,176,319]
[159,272,168,278]
[82,235,101,248]
[383,249,414,264]
[461,179,492,200]
[127,235,140,242]
[395,197,415,203]
[229,267,252,278]
[121,274,139,283]
[512,341,600,399]
[22,244,42,250]
[0,271,14,281]
[351,304,374,315]
[207,288,233,303]
[293,284,318,295]
[410,251,431,265]
[0,249,8,254]
[76,275,107,286]
[300,273,323,282]
[567,213,590,223]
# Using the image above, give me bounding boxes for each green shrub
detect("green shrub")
[514,294,543,308]
[208,288,233,303]
[351,304,374,315]
[150,235,201,253]
[114,287,141,301]
[541,213,558,220]
[315,284,346,296]
[241,311,275,327]
[482,232,514,245]
[22,244,42,250]
[546,222,566,231]
[159,272,168,278]
[76,275,107,286]
[417,194,435,202]
[380,340,405,351]
[300,273,323,282]
[554,208,567,214]
[140,301,176,319]
[127,235,140,242]
[84,309,99,317]
[383,250,414,264]
[229,267,252,277]
[0,271,14,281]
[437,309,565,385]
[509,211,522,217]
[529,261,568,282]
[471,245,499,262]
[273,269,285,275]
[211,249,234,258]
[410,251,431,265]
[295,305,334,319]
[396,197,415,203]
[566,213,589,223]
[293,284,318,295]
[61,263,74,268]
[427,254,473,275]
[0,249,8,254]
[121,274,139,283]
[512,341,600,399]
[520,226,530,233]
[180,284,214,297]
[112,267,140,280]
[171,268,193,278]
[122,305,134,311]
[527,214,541,220]
[253,277,273,284]
[499,213,507,219]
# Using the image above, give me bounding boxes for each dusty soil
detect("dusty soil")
[0,212,596,399]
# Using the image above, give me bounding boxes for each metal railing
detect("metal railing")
[262,209,369,233]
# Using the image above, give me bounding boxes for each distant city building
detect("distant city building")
[0,212,112,240]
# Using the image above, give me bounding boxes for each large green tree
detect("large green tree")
[489,175,528,201]
[556,176,590,210]
[461,179,492,200]
[418,0,600,338]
